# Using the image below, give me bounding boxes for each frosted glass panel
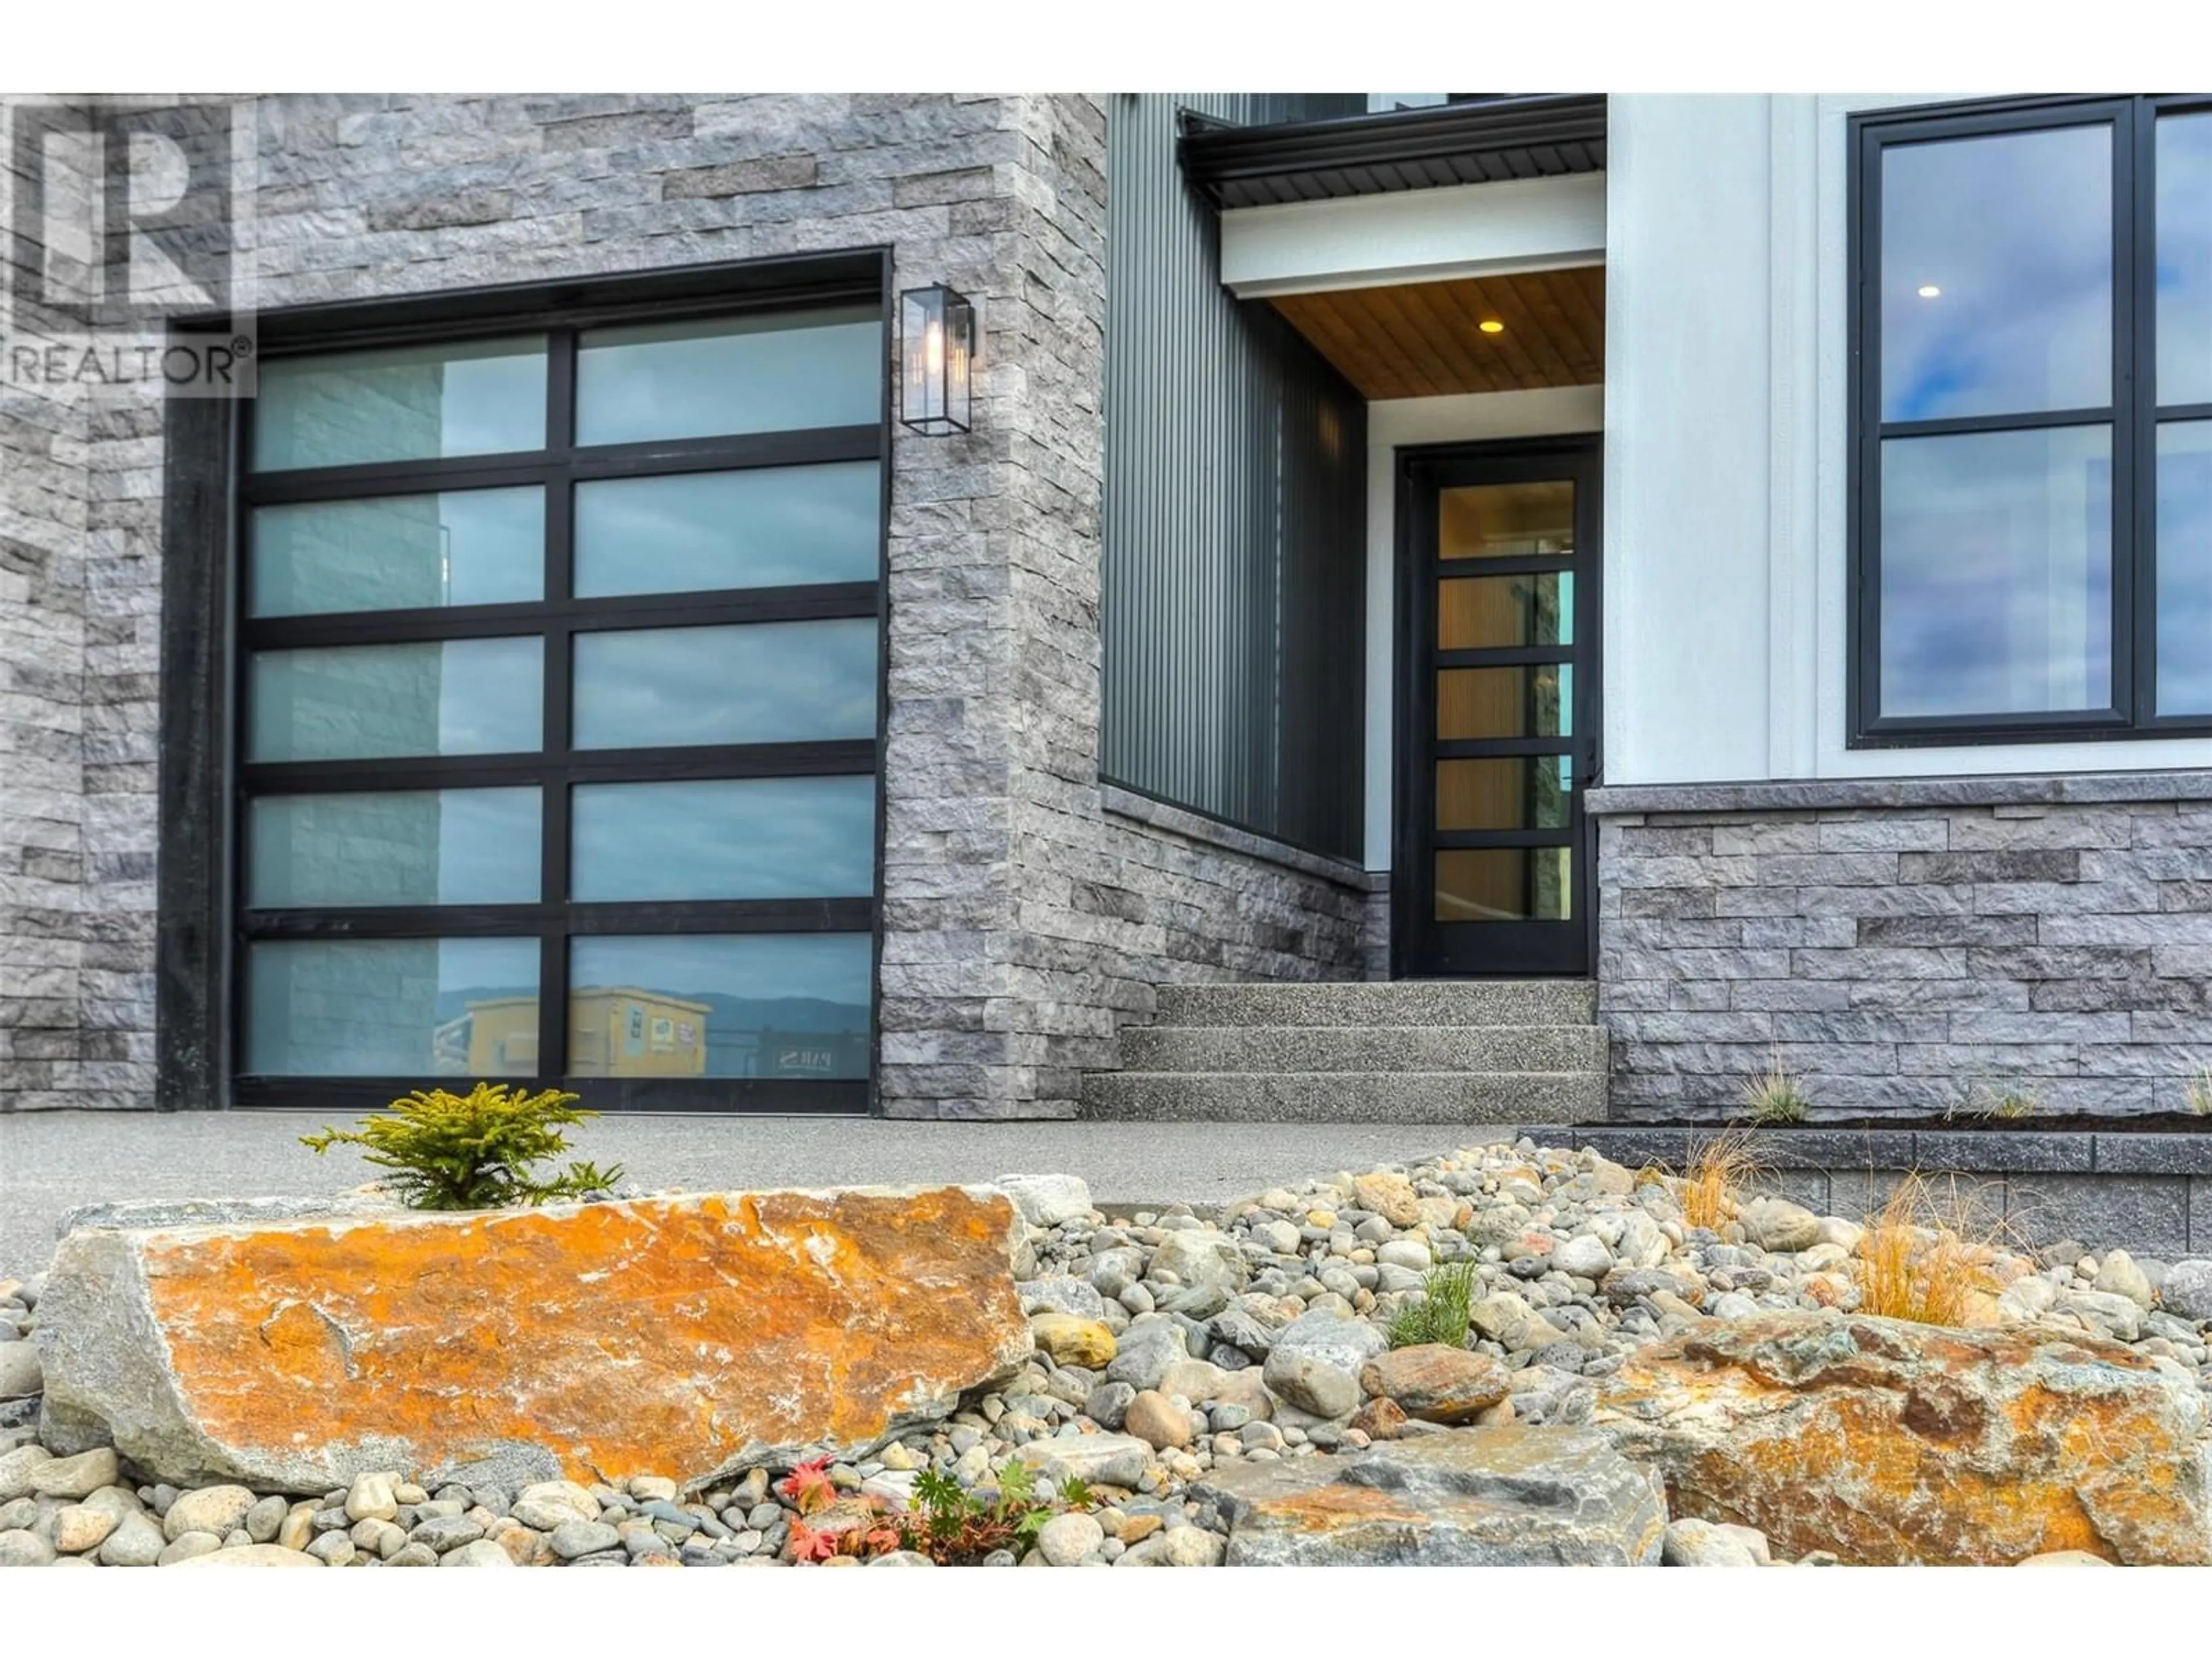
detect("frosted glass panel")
[253,338,546,471]
[248,638,543,762]
[246,937,539,1077]
[251,488,543,617]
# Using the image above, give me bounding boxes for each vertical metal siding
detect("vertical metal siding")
[1101,94,1368,862]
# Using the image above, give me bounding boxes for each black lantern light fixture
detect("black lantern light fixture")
[898,283,974,435]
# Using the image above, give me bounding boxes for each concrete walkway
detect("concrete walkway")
[0,1112,1517,1275]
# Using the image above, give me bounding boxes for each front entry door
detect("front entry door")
[1395,438,1600,978]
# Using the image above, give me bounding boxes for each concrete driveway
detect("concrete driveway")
[0,1111,1505,1275]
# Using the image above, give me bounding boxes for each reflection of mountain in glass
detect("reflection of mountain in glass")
[434,986,870,1079]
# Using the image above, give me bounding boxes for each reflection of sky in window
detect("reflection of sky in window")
[571,777,876,902]
[1881,427,2112,717]
[249,638,544,761]
[570,934,872,1024]
[572,620,877,749]
[248,787,540,907]
[253,339,547,470]
[2160,422,2212,715]
[576,311,881,446]
[2158,113,2212,408]
[574,463,880,597]
[1882,126,2111,422]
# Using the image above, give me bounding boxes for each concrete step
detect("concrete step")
[1150,979,1596,1029]
[1117,1022,1606,1075]
[1080,1070,1607,1124]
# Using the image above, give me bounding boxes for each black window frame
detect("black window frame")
[157,251,895,1114]
[1849,92,2212,748]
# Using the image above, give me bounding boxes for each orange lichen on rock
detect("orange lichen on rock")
[37,1185,1032,1495]
[1594,1311,2212,1565]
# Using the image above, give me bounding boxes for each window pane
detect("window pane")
[574,463,880,598]
[249,638,544,762]
[1879,426,2113,718]
[1439,480,1573,559]
[253,338,547,471]
[568,934,872,1080]
[1436,757,1573,831]
[1437,665,1571,739]
[2160,421,2212,716]
[2159,113,2212,408]
[245,937,539,1077]
[571,777,876,902]
[1435,848,1572,923]
[1439,573,1572,649]
[247,789,540,908]
[1881,124,2111,421]
[575,308,881,446]
[572,620,877,749]
[250,488,544,618]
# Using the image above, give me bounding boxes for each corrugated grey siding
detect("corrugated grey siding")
[1101,94,1368,862]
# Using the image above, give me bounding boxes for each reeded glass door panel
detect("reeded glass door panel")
[248,638,545,762]
[571,619,878,749]
[247,788,540,908]
[250,487,544,617]
[575,308,882,446]
[1878,425,2113,717]
[1438,573,1573,649]
[571,777,877,902]
[1434,848,1573,923]
[1438,480,1574,559]
[1880,124,2112,422]
[2160,421,2212,716]
[1435,665,1572,740]
[1435,757,1573,832]
[252,338,548,471]
[245,937,540,1077]
[2158,113,2212,408]
[573,463,880,598]
[567,933,873,1080]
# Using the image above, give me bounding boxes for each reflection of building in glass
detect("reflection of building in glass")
[460,995,541,1075]
[564,987,711,1078]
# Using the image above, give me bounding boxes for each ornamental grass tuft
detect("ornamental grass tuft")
[301,1081,624,1211]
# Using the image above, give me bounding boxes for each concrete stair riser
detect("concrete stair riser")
[1150,980,1597,1029]
[1117,1023,1607,1076]
[1081,1070,1607,1124]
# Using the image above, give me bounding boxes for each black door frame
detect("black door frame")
[1391,434,1603,980]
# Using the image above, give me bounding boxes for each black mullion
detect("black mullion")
[1432,736,1578,760]
[539,321,574,1075]
[1876,406,2119,441]
[1434,645,1577,670]
[242,897,876,938]
[242,739,881,796]
[2133,101,2162,720]
[2112,105,2141,725]
[1431,828,1576,851]
[570,426,880,479]
[242,456,563,506]
[1426,552,1577,579]
[2160,403,2212,424]
[242,583,881,652]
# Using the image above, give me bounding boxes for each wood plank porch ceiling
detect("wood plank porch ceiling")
[1270,266,1605,400]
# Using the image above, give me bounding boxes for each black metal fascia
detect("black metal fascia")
[1178,94,1608,208]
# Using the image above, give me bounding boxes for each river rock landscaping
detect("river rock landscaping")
[4,1137,2212,1567]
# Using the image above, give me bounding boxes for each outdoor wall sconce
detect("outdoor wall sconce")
[898,283,974,435]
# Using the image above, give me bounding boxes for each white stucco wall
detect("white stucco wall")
[1601,92,2212,786]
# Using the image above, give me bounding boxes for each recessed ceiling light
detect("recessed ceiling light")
[1478,319,1505,334]
[1917,285,1942,298]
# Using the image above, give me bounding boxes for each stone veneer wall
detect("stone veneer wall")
[1591,774,2212,1121]
[0,93,1370,1115]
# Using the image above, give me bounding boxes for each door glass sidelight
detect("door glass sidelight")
[1398,447,1597,976]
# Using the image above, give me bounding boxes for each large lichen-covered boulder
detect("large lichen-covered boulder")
[36,1185,1032,1496]
[1191,1425,1666,1566]
[1595,1311,2212,1565]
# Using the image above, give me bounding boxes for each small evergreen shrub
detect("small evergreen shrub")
[1387,1259,1477,1350]
[301,1082,624,1210]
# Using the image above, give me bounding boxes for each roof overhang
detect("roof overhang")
[1179,94,1607,210]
